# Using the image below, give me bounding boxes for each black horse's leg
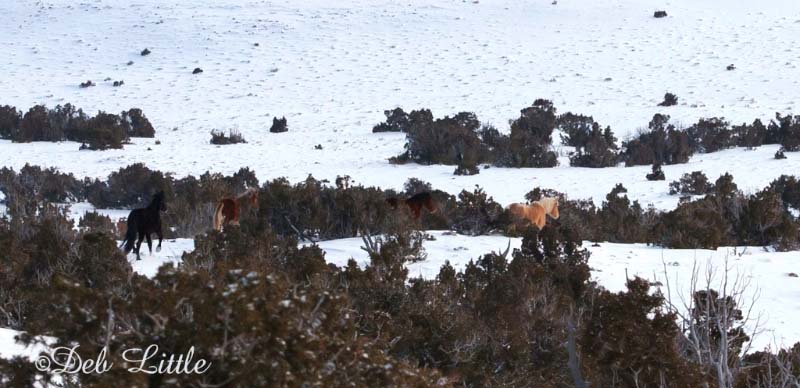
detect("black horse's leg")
[156,222,163,252]
[135,233,145,261]
[146,233,153,254]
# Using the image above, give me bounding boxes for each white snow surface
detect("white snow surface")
[0,328,49,361]
[2,0,800,209]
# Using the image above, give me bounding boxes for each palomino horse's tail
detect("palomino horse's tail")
[213,201,225,231]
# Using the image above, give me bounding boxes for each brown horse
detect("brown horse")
[507,197,560,230]
[213,188,259,231]
[386,191,438,219]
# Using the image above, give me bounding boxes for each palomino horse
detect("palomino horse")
[121,191,167,261]
[213,188,259,231]
[507,197,560,230]
[386,191,438,220]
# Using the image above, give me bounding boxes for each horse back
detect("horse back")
[129,207,161,234]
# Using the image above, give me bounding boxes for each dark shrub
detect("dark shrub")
[77,211,115,235]
[210,129,246,144]
[7,104,143,148]
[16,105,59,142]
[734,119,766,149]
[558,113,619,167]
[0,197,133,329]
[269,116,288,133]
[86,163,173,208]
[122,108,155,137]
[372,108,409,132]
[620,114,692,166]
[739,344,800,387]
[767,113,800,151]
[658,92,678,106]
[0,105,20,139]
[16,228,440,387]
[450,186,502,235]
[768,175,800,210]
[478,124,514,166]
[393,110,486,166]
[78,80,95,88]
[646,163,665,181]
[506,99,559,167]
[581,277,705,387]
[654,196,733,249]
[0,165,83,206]
[558,113,595,149]
[73,111,129,150]
[738,189,799,249]
[669,171,713,195]
[50,104,86,140]
[403,177,433,194]
[256,176,400,241]
[687,117,733,153]
[453,162,479,175]
[597,184,653,243]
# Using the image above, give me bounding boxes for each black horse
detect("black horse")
[121,191,166,260]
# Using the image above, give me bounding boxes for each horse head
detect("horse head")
[153,190,167,212]
[549,199,559,219]
[248,188,259,208]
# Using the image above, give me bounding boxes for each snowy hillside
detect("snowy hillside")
[2,0,800,208]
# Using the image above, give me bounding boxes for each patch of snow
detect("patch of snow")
[0,0,799,210]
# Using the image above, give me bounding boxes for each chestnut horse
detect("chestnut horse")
[213,188,259,231]
[386,191,438,219]
[507,197,560,230]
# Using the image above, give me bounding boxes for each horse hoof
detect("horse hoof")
[156,246,161,253]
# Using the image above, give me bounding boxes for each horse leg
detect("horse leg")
[536,213,546,230]
[156,222,163,252]
[146,233,153,254]
[135,233,145,261]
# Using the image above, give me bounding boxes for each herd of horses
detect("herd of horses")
[119,189,560,260]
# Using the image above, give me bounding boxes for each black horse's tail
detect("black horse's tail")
[122,215,137,253]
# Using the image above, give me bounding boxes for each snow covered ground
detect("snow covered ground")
[0,328,49,362]
[2,0,800,209]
